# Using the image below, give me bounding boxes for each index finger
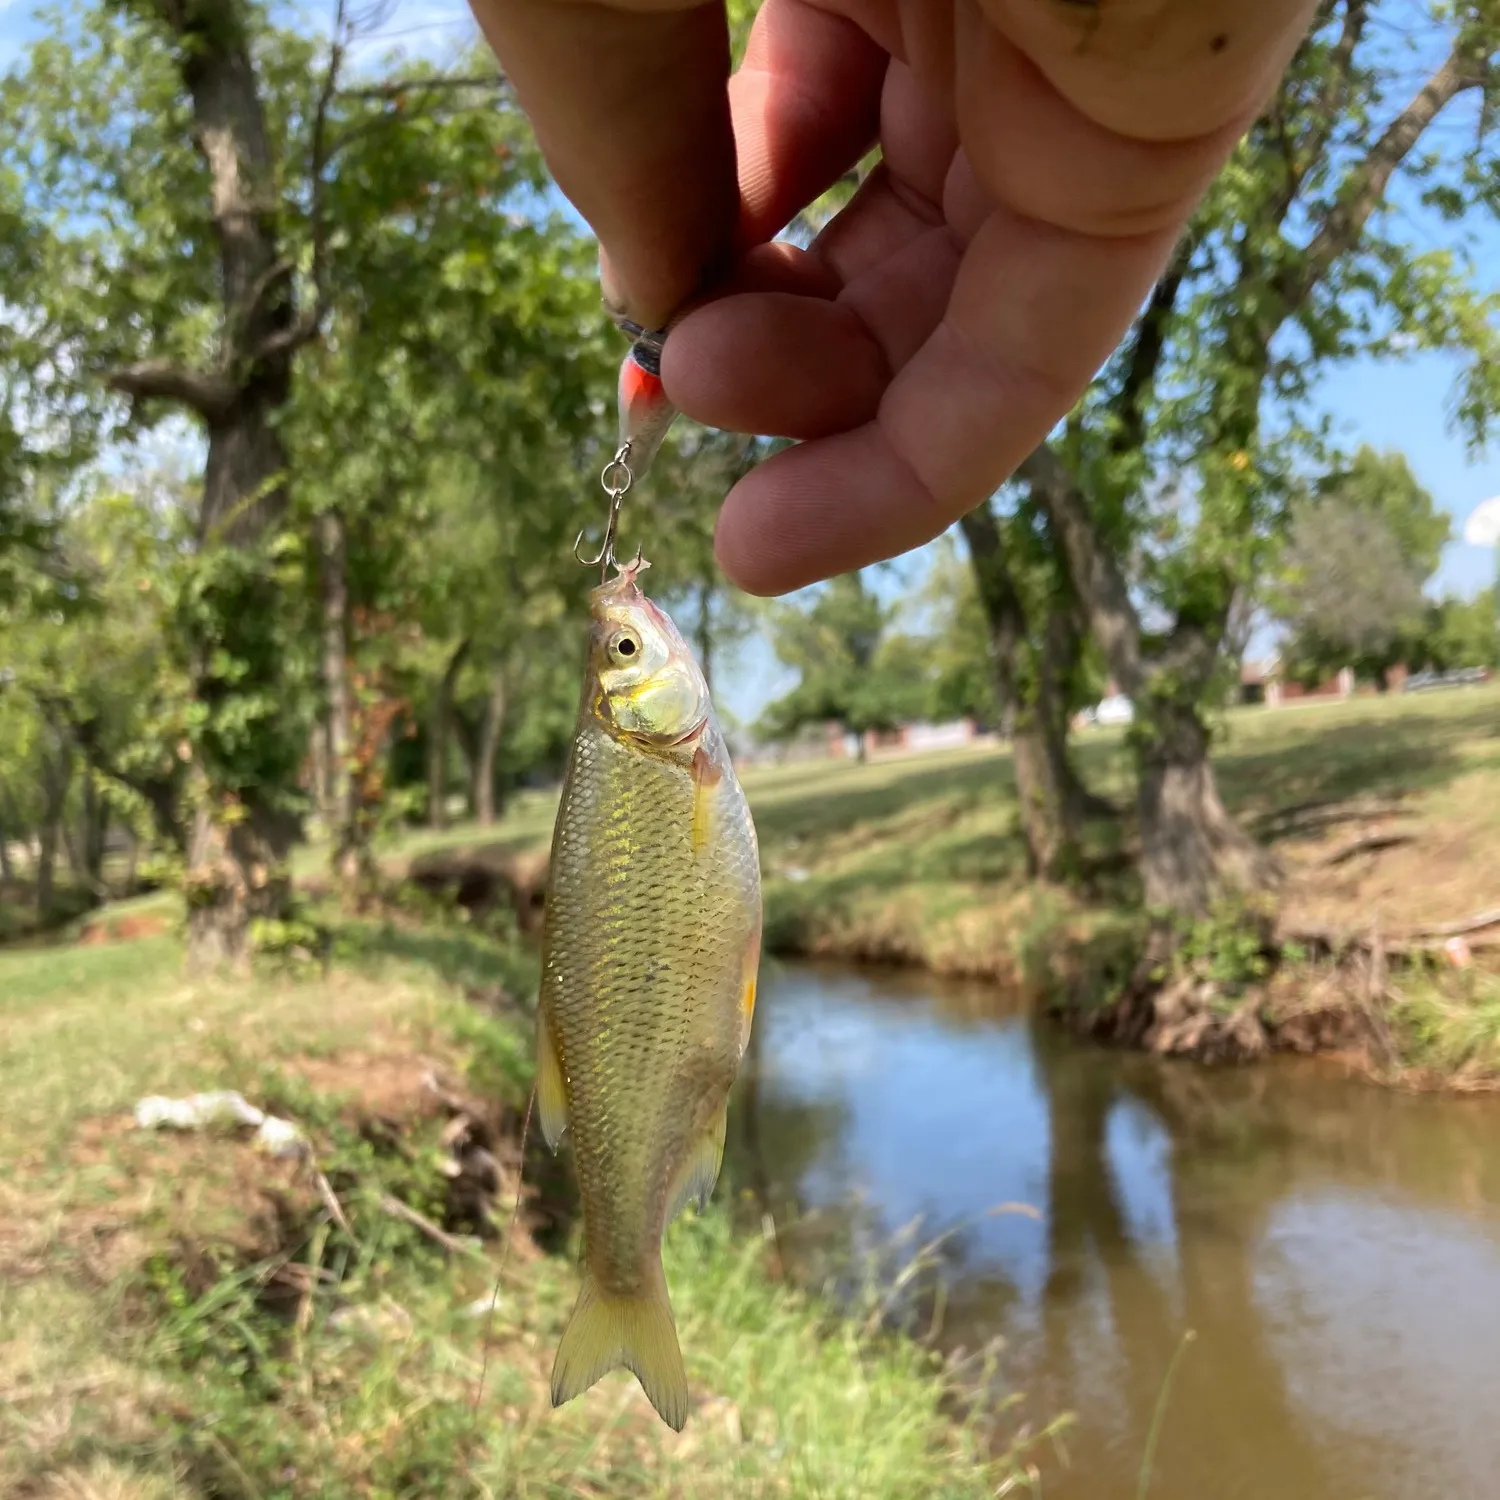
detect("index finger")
[467,0,739,329]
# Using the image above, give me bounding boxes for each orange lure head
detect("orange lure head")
[616,327,678,482]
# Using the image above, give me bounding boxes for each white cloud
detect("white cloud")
[1464,496,1500,548]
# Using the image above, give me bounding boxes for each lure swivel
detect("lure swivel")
[574,441,637,580]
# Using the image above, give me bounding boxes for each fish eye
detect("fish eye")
[609,630,641,665]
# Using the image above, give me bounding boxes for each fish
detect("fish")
[537,555,762,1431]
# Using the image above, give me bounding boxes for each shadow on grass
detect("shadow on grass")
[338,920,538,1001]
[1212,714,1485,823]
[752,754,1016,845]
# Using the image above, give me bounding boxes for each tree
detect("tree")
[1420,588,1500,669]
[915,535,999,729]
[1025,1,1500,915]
[1272,448,1450,687]
[5,0,348,965]
[1275,500,1426,686]
[759,572,924,756]
[0,470,188,922]
[287,88,614,854]
[1312,446,1451,575]
[4,2,612,942]
[960,498,1111,881]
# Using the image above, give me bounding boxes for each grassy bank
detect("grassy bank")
[0,912,1052,1499]
[367,686,1500,1087]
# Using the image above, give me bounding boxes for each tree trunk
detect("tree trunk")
[317,506,372,897]
[961,504,1094,880]
[184,795,297,973]
[37,816,60,923]
[36,734,72,922]
[473,663,507,827]
[695,581,714,692]
[428,639,471,830]
[80,761,106,888]
[167,0,310,972]
[0,811,13,885]
[1137,700,1278,915]
[123,824,141,895]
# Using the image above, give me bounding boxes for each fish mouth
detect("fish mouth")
[622,714,708,752]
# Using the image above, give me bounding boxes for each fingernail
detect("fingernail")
[598,247,634,327]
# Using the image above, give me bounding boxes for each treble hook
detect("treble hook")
[574,441,635,580]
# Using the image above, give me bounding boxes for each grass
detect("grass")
[1389,963,1500,1082]
[0,909,1054,1500]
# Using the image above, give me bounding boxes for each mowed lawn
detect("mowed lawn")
[340,682,1500,978]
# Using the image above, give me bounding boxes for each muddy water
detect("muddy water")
[729,961,1500,1500]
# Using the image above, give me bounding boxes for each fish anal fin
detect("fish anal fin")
[665,1101,728,1229]
[536,1011,569,1151]
[739,925,762,1051]
[550,1261,688,1431]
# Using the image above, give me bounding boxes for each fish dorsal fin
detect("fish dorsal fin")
[536,1012,569,1150]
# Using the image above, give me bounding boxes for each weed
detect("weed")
[1390,967,1500,1078]
[1176,898,1277,994]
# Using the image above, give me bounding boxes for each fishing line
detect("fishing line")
[469,1083,535,1421]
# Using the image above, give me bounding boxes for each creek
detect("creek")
[729,960,1500,1500]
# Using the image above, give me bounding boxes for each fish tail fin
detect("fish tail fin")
[550,1260,688,1431]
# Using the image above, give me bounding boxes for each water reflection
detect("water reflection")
[729,961,1500,1500]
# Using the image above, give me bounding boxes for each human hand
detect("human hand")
[467,0,1318,595]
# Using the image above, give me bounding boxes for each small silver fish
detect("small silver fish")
[538,556,761,1430]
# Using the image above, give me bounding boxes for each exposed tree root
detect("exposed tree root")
[1066,902,1500,1080]
[1253,795,1416,840]
[1313,829,1418,868]
[1279,907,1500,958]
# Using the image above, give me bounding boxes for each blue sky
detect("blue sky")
[5,0,1499,725]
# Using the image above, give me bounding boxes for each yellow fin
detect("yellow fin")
[536,1012,568,1151]
[739,926,762,1051]
[691,779,712,854]
[665,1102,728,1229]
[550,1262,688,1431]
[690,742,722,856]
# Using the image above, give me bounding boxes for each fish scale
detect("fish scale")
[537,563,761,1430]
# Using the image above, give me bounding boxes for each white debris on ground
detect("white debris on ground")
[133,1090,264,1130]
[132,1090,308,1158]
[253,1115,309,1159]
[461,1294,503,1319]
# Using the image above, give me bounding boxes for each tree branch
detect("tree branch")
[338,73,508,99]
[107,360,236,420]
[958,502,1026,713]
[1281,35,1491,312]
[1305,0,1369,170]
[1020,444,1144,695]
[1108,232,1195,456]
[248,0,348,365]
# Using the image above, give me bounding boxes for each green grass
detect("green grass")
[0,914,1053,1500]
[1390,964,1500,1083]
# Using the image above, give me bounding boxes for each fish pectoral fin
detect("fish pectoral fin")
[690,742,722,857]
[665,1102,728,1229]
[551,1262,688,1432]
[536,1012,569,1151]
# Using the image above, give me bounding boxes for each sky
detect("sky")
[4,0,1499,726]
